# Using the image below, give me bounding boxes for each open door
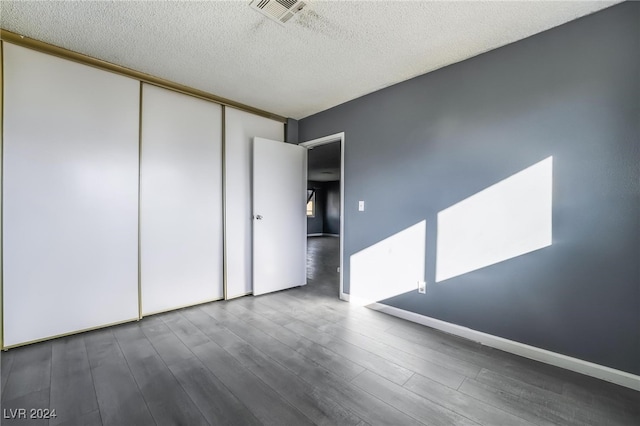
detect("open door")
[252,137,307,296]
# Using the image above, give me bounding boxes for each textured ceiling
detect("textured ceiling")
[0,1,620,119]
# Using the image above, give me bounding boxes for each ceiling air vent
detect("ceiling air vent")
[250,0,307,25]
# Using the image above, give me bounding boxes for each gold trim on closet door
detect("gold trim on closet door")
[140,297,224,318]
[0,29,287,124]
[222,106,228,300]
[2,318,139,350]
[1,40,5,349]
[138,81,143,320]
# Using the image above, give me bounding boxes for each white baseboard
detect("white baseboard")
[340,292,350,302]
[307,233,340,237]
[367,302,640,391]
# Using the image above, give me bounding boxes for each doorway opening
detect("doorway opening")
[300,133,345,300]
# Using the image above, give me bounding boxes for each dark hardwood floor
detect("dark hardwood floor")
[1,236,638,425]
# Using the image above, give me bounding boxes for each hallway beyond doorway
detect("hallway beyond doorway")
[306,236,340,298]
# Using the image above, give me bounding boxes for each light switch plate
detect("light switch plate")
[358,201,365,211]
[418,281,426,294]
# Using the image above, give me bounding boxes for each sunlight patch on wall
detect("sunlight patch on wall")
[436,157,553,282]
[350,221,426,306]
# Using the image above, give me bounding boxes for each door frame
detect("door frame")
[299,132,346,301]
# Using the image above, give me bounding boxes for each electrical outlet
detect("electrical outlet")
[418,281,426,294]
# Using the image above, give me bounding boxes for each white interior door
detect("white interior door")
[253,138,307,296]
[224,109,284,299]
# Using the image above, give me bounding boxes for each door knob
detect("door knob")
[256,215,263,220]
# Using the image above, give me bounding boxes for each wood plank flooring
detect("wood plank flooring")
[1,237,639,425]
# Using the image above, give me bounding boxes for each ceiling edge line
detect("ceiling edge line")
[0,29,287,123]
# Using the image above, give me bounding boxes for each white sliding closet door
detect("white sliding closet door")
[140,84,223,315]
[3,44,140,347]
[224,108,284,299]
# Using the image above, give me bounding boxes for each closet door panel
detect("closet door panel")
[3,44,140,346]
[140,84,223,315]
[224,108,284,299]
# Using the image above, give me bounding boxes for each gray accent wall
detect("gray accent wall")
[323,180,340,235]
[299,3,639,374]
[307,181,325,234]
[286,118,299,144]
[307,180,341,236]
